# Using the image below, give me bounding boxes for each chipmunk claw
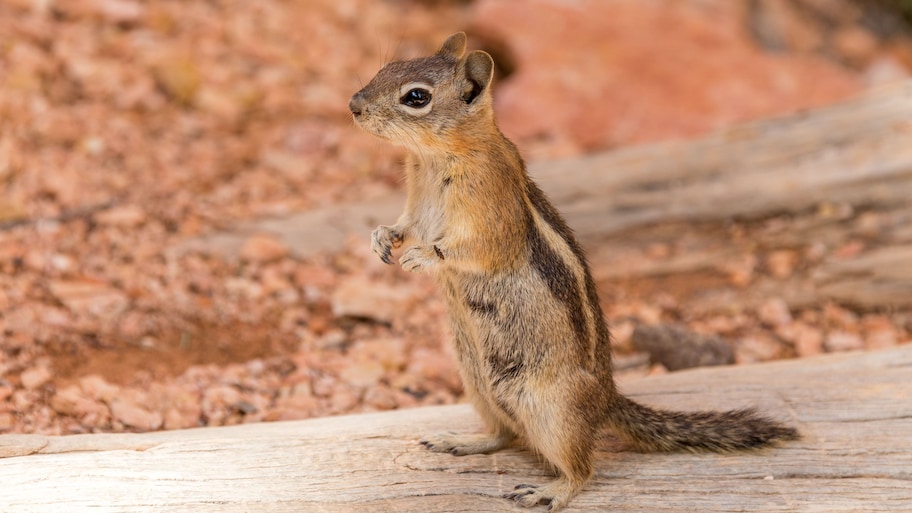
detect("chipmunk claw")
[371,225,403,265]
[400,245,440,273]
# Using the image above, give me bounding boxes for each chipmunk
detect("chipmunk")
[349,32,799,511]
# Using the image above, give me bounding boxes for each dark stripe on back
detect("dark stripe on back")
[526,178,612,351]
[525,211,589,350]
[525,179,587,262]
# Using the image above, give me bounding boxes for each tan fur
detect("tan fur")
[350,32,799,511]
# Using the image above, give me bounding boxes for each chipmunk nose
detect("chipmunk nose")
[349,92,366,117]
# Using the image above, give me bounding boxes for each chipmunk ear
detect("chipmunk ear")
[437,32,467,59]
[459,50,494,104]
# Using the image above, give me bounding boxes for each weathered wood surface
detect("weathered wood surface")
[814,244,912,308]
[1,346,910,512]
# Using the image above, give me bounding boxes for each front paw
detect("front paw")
[400,245,441,273]
[370,225,403,265]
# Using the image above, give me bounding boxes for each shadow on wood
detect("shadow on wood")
[1,346,910,512]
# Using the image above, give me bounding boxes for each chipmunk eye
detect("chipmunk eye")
[400,88,432,108]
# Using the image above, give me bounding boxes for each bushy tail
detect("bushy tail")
[606,395,800,453]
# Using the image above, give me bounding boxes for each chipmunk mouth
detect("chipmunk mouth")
[352,116,392,141]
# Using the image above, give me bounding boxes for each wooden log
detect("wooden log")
[2,346,910,512]
[814,244,912,309]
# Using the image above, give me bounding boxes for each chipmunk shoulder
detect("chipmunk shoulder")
[350,32,799,512]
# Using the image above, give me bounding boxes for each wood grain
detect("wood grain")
[1,346,909,512]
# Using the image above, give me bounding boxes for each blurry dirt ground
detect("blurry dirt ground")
[1,0,911,434]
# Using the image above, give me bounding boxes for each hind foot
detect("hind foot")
[504,478,582,512]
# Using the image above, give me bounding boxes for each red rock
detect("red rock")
[94,204,147,227]
[311,375,336,398]
[12,390,36,411]
[735,335,783,364]
[778,322,824,357]
[162,402,201,430]
[349,338,408,373]
[408,348,461,392]
[0,413,13,432]
[3,308,38,339]
[609,320,636,351]
[647,364,669,376]
[239,233,289,263]
[273,394,320,418]
[824,331,864,353]
[865,329,898,350]
[223,277,265,301]
[283,119,341,156]
[79,375,121,402]
[291,381,311,397]
[721,254,758,287]
[19,365,51,390]
[292,264,337,301]
[339,360,385,388]
[861,315,899,350]
[328,388,360,414]
[758,297,792,327]
[750,0,825,53]
[313,329,347,350]
[49,385,86,416]
[864,56,911,86]
[832,25,880,66]
[823,303,859,328]
[50,385,110,421]
[471,0,861,151]
[48,280,129,320]
[196,87,244,123]
[833,240,866,258]
[392,389,419,409]
[151,54,201,106]
[633,303,663,326]
[363,385,397,411]
[109,398,163,430]
[701,315,745,335]
[766,250,798,279]
[158,387,201,430]
[201,385,241,426]
[331,277,418,324]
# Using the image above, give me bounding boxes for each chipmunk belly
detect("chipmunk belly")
[439,265,589,424]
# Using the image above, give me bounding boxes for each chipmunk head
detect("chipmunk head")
[349,32,495,153]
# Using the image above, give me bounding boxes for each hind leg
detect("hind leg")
[421,371,517,455]
[504,431,593,511]
[421,404,515,455]
[422,312,519,455]
[505,379,597,511]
